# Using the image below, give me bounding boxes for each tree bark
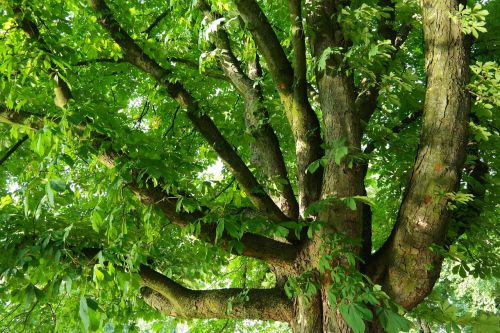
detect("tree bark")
[367,0,471,309]
[2,0,475,331]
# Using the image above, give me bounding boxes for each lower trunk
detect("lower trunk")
[289,290,388,333]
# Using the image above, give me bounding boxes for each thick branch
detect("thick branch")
[130,180,298,266]
[288,0,308,104]
[0,106,297,268]
[88,0,288,223]
[198,1,299,219]
[233,0,293,93]
[367,0,471,309]
[235,0,324,212]
[139,266,293,322]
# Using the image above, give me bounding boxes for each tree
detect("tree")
[0,0,498,332]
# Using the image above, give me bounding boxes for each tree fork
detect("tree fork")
[88,0,290,224]
[198,0,299,219]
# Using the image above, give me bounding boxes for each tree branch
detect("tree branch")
[139,265,293,322]
[75,58,125,66]
[13,6,72,107]
[0,106,298,268]
[366,0,471,309]
[198,0,299,219]
[0,135,28,167]
[142,9,169,36]
[75,55,229,81]
[235,0,323,212]
[88,0,289,223]
[233,0,293,93]
[78,250,293,321]
[288,0,308,105]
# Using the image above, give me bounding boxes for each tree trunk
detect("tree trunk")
[6,0,472,331]
[290,293,354,333]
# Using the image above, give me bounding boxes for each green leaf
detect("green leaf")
[378,308,411,333]
[0,195,12,209]
[343,197,357,210]
[335,146,349,165]
[46,182,55,207]
[215,219,224,243]
[307,159,321,174]
[339,302,366,333]
[49,178,66,192]
[79,296,90,332]
[91,210,103,232]
[368,44,378,58]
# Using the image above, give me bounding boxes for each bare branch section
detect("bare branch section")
[367,0,471,309]
[307,0,366,242]
[139,265,293,322]
[288,0,307,105]
[79,250,293,322]
[88,0,289,223]
[0,106,297,267]
[198,1,299,219]
[234,0,323,212]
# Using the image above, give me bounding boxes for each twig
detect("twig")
[143,9,170,37]
[75,58,125,66]
[217,320,230,333]
[0,303,21,323]
[163,106,180,137]
[135,99,150,128]
[0,134,28,167]
[212,178,235,201]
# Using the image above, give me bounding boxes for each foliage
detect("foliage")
[0,0,498,332]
